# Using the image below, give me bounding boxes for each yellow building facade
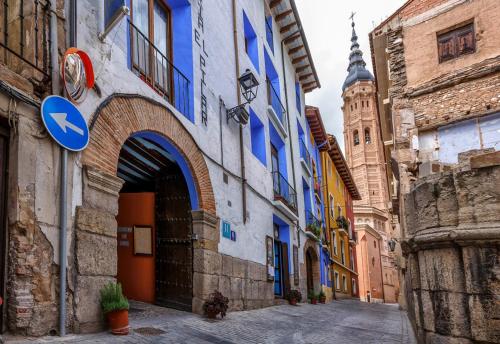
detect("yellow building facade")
[321,135,361,299]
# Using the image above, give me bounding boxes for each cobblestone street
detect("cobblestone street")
[7,300,416,344]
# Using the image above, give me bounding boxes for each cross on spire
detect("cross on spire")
[349,11,356,22]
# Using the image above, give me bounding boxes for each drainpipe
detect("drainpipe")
[231,0,247,223]
[49,0,65,336]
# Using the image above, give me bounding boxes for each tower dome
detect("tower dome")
[342,19,374,91]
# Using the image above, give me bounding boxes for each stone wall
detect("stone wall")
[402,150,500,344]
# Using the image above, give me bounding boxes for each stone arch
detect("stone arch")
[82,94,215,214]
[303,239,320,294]
[74,94,219,332]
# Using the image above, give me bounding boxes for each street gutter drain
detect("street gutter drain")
[134,327,166,336]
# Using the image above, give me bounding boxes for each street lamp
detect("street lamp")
[227,69,259,125]
[388,238,398,252]
[239,69,259,103]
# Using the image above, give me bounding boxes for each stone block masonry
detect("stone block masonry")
[402,150,500,344]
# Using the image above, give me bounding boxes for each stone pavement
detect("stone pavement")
[5,299,416,344]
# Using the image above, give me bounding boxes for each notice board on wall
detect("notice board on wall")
[133,225,153,256]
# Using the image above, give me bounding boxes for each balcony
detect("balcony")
[305,211,324,242]
[266,79,287,138]
[299,139,312,176]
[272,171,297,216]
[0,0,52,95]
[336,216,349,235]
[129,21,190,117]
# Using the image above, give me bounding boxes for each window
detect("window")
[243,11,259,72]
[295,82,301,115]
[342,275,347,291]
[340,239,345,265]
[365,128,371,144]
[349,247,354,270]
[334,271,340,290]
[329,194,334,217]
[366,100,369,108]
[362,100,364,108]
[352,279,357,294]
[374,240,377,248]
[332,231,337,255]
[265,16,274,53]
[350,104,353,111]
[353,130,359,145]
[437,22,475,63]
[130,0,172,99]
[355,102,357,109]
[250,109,266,165]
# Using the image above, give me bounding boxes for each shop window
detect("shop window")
[437,22,475,63]
[353,130,359,145]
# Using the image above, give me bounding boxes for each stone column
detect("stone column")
[191,210,220,314]
[73,166,123,333]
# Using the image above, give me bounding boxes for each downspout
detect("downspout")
[231,0,247,223]
[49,0,65,335]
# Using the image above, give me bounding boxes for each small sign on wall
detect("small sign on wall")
[222,221,231,239]
[230,230,236,242]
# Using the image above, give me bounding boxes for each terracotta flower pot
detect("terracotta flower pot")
[207,310,218,319]
[311,298,318,305]
[289,298,297,306]
[106,309,129,335]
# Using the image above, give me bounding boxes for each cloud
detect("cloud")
[295,0,405,152]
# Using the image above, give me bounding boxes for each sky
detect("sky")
[295,0,406,152]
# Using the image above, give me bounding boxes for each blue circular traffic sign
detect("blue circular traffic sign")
[41,95,89,151]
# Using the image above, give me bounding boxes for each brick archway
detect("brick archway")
[82,94,215,214]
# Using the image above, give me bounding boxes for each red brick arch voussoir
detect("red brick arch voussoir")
[82,94,216,215]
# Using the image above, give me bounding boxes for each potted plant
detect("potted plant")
[318,290,326,304]
[308,290,318,304]
[100,282,129,335]
[203,290,229,319]
[286,289,302,306]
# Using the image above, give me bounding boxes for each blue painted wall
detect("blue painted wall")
[250,108,266,166]
[273,214,292,274]
[166,0,194,121]
[243,11,259,73]
[264,48,279,93]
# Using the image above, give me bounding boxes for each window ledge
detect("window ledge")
[267,105,288,140]
[272,200,298,222]
[300,158,312,177]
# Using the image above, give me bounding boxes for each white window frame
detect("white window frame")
[332,231,337,255]
[335,271,340,290]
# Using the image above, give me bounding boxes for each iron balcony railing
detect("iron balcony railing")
[129,20,190,116]
[272,170,297,212]
[300,139,312,170]
[306,210,321,227]
[0,0,52,93]
[266,78,286,126]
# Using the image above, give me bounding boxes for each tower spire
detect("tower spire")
[342,14,373,91]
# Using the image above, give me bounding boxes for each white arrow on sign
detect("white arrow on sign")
[50,113,84,136]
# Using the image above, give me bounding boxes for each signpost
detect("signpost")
[41,95,89,336]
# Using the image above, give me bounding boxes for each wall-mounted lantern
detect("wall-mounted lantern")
[388,238,398,252]
[227,69,259,125]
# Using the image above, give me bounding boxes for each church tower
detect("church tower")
[342,18,399,303]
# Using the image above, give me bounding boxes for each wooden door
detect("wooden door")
[0,125,8,332]
[306,249,313,293]
[281,242,290,298]
[155,166,192,311]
